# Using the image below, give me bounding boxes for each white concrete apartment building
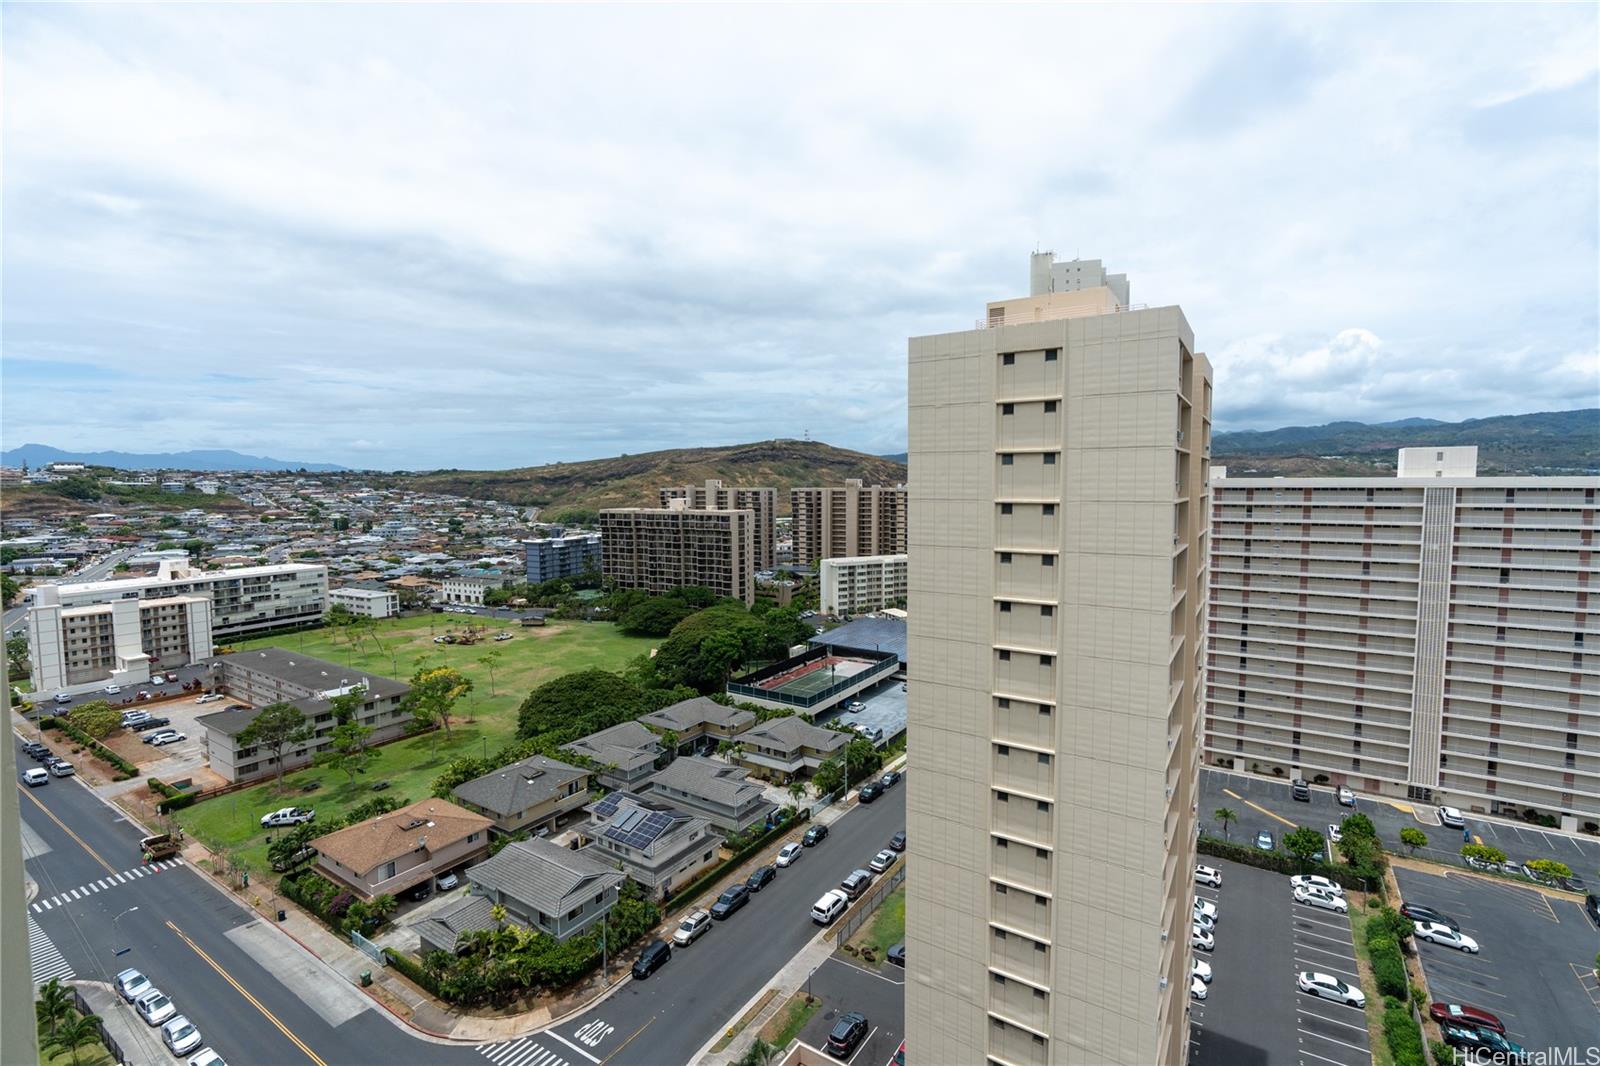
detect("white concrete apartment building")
[599,500,755,606]
[660,480,778,570]
[790,480,908,568]
[906,253,1211,1066]
[1206,448,1600,829]
[327,586,399,618]
[820,554,908,615]
[437,574,511,605]
[26,586,214,696]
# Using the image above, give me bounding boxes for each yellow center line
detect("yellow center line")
[17,783,115,875]
[1222,788,1242,800]
[165,920,328,1066]
[602,1017,654,1065]
[1239,797,1298,830]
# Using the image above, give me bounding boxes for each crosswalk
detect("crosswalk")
[30,858,184,913]
[475,1037,573,1066]
[29,917,75,986]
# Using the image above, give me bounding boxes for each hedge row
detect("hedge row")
[147,777,200,814]
[383,946,439,995]
[1198,834,1381,894]
[663,813,808,916]
[41,715,140,780]
[1368,932,1408,1000]
[1382,997,1427,1066]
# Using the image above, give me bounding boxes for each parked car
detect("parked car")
[1290,875,1345,897]
[261,807,315,827]
[1194,864,1223,888]
[1400,903,1460,932]
[1438,806,1466,829]
[1559,874,1588,894]
[436,872,460,891]
[673,910,713,946]
[1193,898,1217,923]
[1327,824,1343,843]
[1294,886,1349,913]
[21,742,50,760]
[888,830,906,852]
[710,884,750,919]
[1192,959,1212,984]
[802,824,829,847]
[844,701,866,713]
[103,685,122,695]
[1588,894,1600,926]
[826,1011,869,1058]
[1192,911,1215,933]
[857,782,883,804]
[1337,787,1356,807]
[136,989,177,1026]
[115,968,152,1003]
[746,865,777,892]
[195,693,224,704]
[631,939,671,979]
[1438,1021,1528,1061]
[1429,1002,1505,1034]
[1190,975,1208,1001]
[132,717,172,733]
[1191,925,1214,952]
[187,1049,226,1066]
[1464,853,1502,872]
[1520,862,1557,887]
[143,730,180,745]
[1414,921,1479,953]
[150,731,187,747]
[163,1017,204,1056]
[1291,779,1311,801]
[811,889,849,925]
[839,869,873,900]
[879,770,901,789]
[887,942,905,967]
[22,767,48,787]
[869,848,898,873]
[48,760,74,777]
[776,842,803,867]
[1254,830,1275,851]
[150,676,166,686]
[1297,971,1365,1007]
[53,693,73,705]
[122,710,153,728]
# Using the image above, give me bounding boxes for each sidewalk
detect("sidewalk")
[77,978,173,1065]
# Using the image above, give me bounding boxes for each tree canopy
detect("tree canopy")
[68,700,123,740]
[237,701,313,786]
[516,669,655,743]
[404,667,473,736]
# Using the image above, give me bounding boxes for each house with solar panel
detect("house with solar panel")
[582,790,720,901]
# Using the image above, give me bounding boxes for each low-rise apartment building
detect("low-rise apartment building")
[790,480,907,568]
[599,501,755,606]
[640,756,775,834]
[314,798,492,901]
[451,755,592,836]
[583,790,720,900]
[660,479,778,570]
[819,554,908,615]
[327,587,399,619]
[561,721,665,791]
[523,533,602,584]
[26,585,213,696]
[735,716,849,781]
[437,574,511,605]
[638,696,756,755]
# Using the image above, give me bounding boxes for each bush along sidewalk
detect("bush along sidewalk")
[40,715,139,780]
[1198,834,1381,893]
[664,813,806,916]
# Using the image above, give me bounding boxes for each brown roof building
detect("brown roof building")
[313,798,492,900]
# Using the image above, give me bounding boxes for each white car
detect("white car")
[150,731,187,747]
[1327,823,1343,843]
[162,1016,203,1056]
[195,693,224,704]
[103,685,122,695]
[1191,925,1214,952]
[776,842,803,867]
[22,767,48,787]
[673,909,713,946]
[1297,971,1365,1007]
[1438,806,1466,829]
[150,676,166,686]
[1194,864,1222,888]
[53,692,73,705]
[869,848,898,873]
[261,807,315,827]
[1337,787,1356,807]
[1290,875,1345,897]
[1414,921,1479,952]
[1294,886,1349,913]
[136,989,177,1026]
[1193,898,1218,923]
[115,968,152,1003]
[1190,975,1208,1001]
[1192,959,1212,984]
[188,1050,227,1066]
[1192,910,1215,933]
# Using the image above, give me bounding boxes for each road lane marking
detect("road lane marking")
[28,917,76,986]
[16,784,115,874]
[575,1021,614,1047]
[1238,795,1297,829]
[164,920,328,1066]
[544,1029,601,1064]
[600,1019,653,1065]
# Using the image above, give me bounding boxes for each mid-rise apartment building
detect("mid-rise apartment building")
[598,500,755,606]
[790,479,907,567]
[437,574,511,605]
[1206,448,1600,828]
[660,480,777,570]
[906,253,1211,1066]
[328,587,399,619]
[522,533,602,584]
[820,554,908,615]
[27,586,213,696]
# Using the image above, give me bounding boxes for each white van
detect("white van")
[811,889,848,925]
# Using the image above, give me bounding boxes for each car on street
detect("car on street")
[48,760,74,777]
[1400,903,1460,931]
[826,1011,869,1058]
[52,693,73,705]
[746,864,777,892]
[195,693,224,704]
[1429,1002,1505,1034]
[888,830,906,852]
[673,910,713,946]
[1254,830,1275,851]
[1438,1021,1528,1061]
[840,869,874,899]
[1327,823,1342,843]
[22,767,48,787]
[812,889,849,925]
[869,848,898,873]
[136,989,177,1026]
[857,781,883,803]
[887,942,905,967]
[1415,921,1479,952]
[150,731,187,747]
[1193,898,1217,923]
[1438,806,1466,829]
[150,676,166,686]
[879,770,901,789]
[1294,886,1349,913]
[1190,975,1207,1000]
[103,685,122,695]
[631,939,671,979]
[21,742,51,760]
[802,824,829,847]
[115,968,152,1003]
[261,807,315,827]
[1195,864,1222,887]
[1290,874,1345,897]
[1192,959,1212,984]
[1191,925,1214,952]
[187,1049,227,1066]
[710,884,750,919]
[1337,786,1356,807]
[1297,971,1365,1007]
[163,1017,204,1056]
[776,842,804,867]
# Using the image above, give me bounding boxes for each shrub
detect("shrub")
[1430,1040,1459,1065]
[1198,835,1378,893]
[1382,998,1427,1066]
[384,947,441,996]
[41,715,140,779]
[1366,929,1408,1001]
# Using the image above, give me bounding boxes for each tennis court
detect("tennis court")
[758,654,877,697]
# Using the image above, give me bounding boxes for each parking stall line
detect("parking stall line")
[1293,928,1356,949]
[1295,949,1359,972]
[1292,913,1353,932]
[1295,957,1360,980]
[1297,1047,1363,1066]
[1297,1008,1369,1035]
[1299,1028,1371,1054]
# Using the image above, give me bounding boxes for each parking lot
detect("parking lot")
[797,955,903,1066]
[1190,858,1371,1066]
[1395,865,1599,1059]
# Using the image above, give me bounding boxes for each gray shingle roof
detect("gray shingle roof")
[561,721,661,773]
[467,838,624,915]
[452,755,588,817]
[741,715,849,756]
[643,756,767,808]
[639,697,755,734]
[413,894,496,954]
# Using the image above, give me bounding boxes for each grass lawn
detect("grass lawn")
[759,990,822,1050]
[846,884,904,960]
[175,617,654,877]
[37,1009,116,1066]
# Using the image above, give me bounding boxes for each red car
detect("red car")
[1428,1002,1505,1034]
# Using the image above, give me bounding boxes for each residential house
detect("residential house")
[640,756,776,835]
[735,716,850,781]
[583,791,719,901]
[560,721,664,791]
[451,755,592,837]
[313,798,492,901]
[638,696,756,755]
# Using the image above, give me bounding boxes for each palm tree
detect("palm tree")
[1214,807,1238,839]
[43,1012,102,1066]
[786,780,809,806]
[35,978,71,1041]
[490,903,508,930]
[740,1038,781,1066]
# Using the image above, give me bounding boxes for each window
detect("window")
[1044,400,1057,413]
[467,832,480,843]
[1038,705,1051,717]
[1000,552,1013,563]
[1001,403,1015,415]
[1000,503,1013,515]
[1037,752,1051,765]
[995,883,1009,895]
[997,792,1010,803]
[1041,555,1055,567]
[1042,503,1055,516]
[997,697,1011,708]
[1002,353,1015,366]
[1001,454,1015,466]
[1040,605,1054,617]
[996,837,1009,849]
[1036,800,1049,812]
[1039,654,1053,666]
[1000,602,1012,613]
[380,861,396,880]
[998,650,1011,661]
[1043,452,1057,465]
[1045,349,1059,361]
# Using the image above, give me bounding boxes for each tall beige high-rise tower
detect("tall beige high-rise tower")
[660,479,778,569]
[906,253,1212,1066]
[790,479,908,567]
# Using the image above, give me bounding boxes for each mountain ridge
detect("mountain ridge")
[1,443,348,473]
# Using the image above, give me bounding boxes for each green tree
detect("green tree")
[1399,827,1428,856]
[843,737,882,787]
[617,598,696,637]
[7,633,30,678]
[268,823,318,870]
[1336,832,1380,869]
[1,573,19,608]
[35,977,72,1040]
[1339,812,1377,841]
[237,701,314,788]
[318,720,376,784]
[1284,826,1329,867]
[738,1038,781,1066]
[325,604,358,627]
[1461,842,1506,865]
[477,650,503,697]
[787,779,809,805]
[404,666,473,736]
[1527,858,1573,882]
[516,669,652,743]
[68,699,123,740]
[812,756,845,798]
[1213,807,1238,839]
[332,515,350,531]
[42,1011,103,1066]
[326,686,368,726]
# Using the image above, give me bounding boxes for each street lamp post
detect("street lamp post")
[112,906,140,957]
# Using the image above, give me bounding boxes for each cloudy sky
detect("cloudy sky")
[4,4,1596,471]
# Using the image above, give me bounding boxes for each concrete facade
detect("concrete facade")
[27,585,213,696]
[522,533,602,584]
[820,554,908,615]
[1206,458,1600,828]
[327,587,399,618]
[790,480,908,568]
[661,480,778,570]
[437,575,511,605]
[906,254,1211,1066]
[599,501,755,606]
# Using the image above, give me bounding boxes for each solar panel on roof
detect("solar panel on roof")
[615,809,646,833]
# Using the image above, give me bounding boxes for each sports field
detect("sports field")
[758,654,876,697]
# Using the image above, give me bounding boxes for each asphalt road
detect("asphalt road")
[796,955,904,1066]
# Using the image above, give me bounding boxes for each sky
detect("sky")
[3,4,1597,471]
